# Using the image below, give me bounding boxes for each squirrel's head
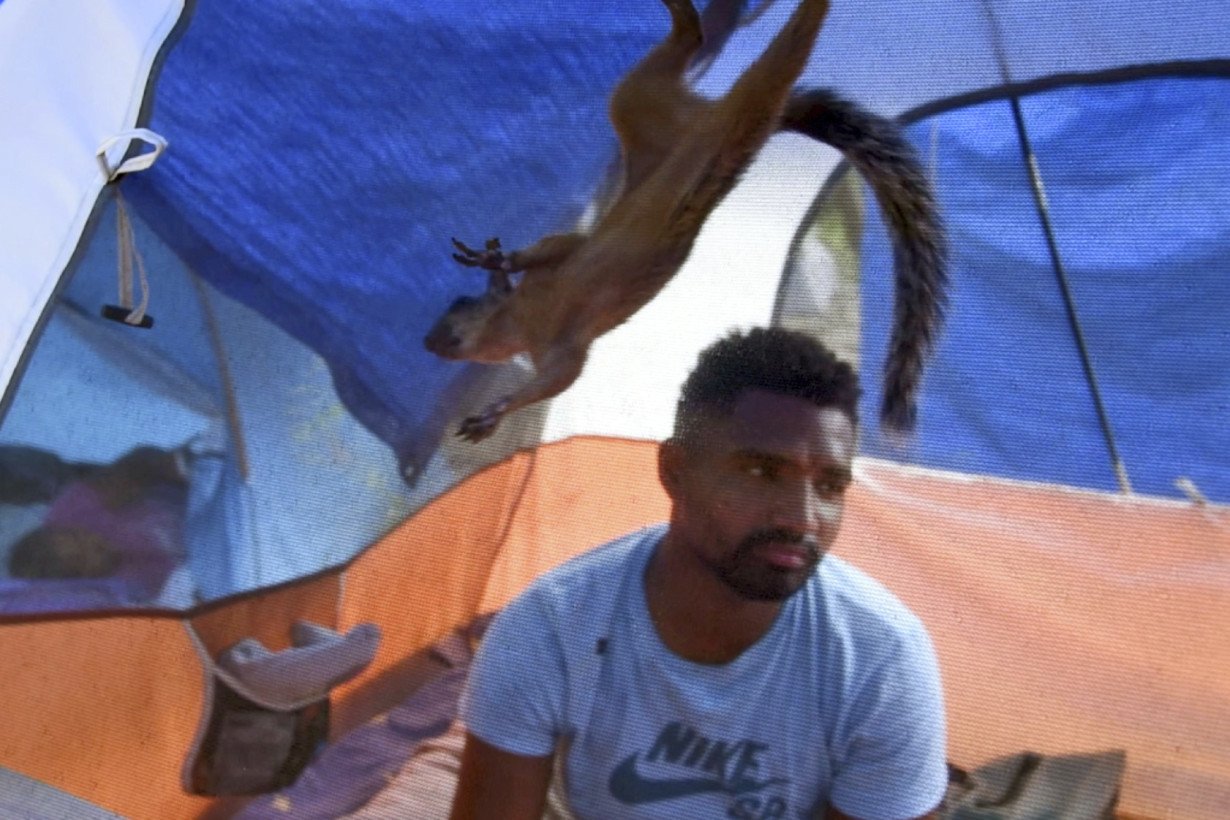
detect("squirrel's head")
[424,293,520,363]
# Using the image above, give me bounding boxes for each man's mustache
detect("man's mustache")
[737,528,822,562]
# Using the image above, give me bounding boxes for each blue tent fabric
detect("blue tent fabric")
[125,0,674,475]
[120,0,1230,501]
[1,199,409,605]
[857,77,1230,500]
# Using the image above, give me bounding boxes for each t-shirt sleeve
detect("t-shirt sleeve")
[828,622,948,820]
[459,587,567,758]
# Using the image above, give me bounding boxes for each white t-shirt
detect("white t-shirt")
[462,525,947,819]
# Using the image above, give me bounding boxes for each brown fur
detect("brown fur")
[426,0,945,441]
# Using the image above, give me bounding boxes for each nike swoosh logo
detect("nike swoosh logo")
[608,754,788,805]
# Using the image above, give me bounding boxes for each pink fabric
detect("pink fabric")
[41,481,185,602]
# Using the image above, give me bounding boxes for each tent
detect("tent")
[1,0,1228,816]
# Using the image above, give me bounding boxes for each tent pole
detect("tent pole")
[1002,96,1132,494]
[190,272,251,483]
[981,2,1133,494]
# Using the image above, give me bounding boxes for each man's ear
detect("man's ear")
[658,438,687,499]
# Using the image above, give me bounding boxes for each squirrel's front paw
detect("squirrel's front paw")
[450,237,509,272]
[456,399,510,443]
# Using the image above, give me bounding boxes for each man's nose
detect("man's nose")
[771,481,819,530]
[770,481,840,534]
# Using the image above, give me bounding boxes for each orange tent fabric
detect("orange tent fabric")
[2,439,1227,819]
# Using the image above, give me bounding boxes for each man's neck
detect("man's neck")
[642,533,784,665]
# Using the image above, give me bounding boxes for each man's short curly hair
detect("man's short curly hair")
[674,328,860,442]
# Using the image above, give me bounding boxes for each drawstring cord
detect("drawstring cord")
[95,129,168,328]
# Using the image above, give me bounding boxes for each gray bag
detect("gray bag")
[943,750,1127,820]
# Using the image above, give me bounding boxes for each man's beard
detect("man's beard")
[710,528,823,602]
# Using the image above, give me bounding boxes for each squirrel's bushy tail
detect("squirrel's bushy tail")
[780,89,948,433]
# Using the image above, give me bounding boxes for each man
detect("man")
[452,328,947,819]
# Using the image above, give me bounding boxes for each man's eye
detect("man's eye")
[744,464,772,479]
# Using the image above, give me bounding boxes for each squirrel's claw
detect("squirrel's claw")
[456,398,509,443]
[450,237,507,272]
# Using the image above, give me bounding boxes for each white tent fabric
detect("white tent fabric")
[0,0,184,403]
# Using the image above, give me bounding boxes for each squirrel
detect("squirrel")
[424,0,946,441]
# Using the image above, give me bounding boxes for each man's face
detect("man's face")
[661,389,857,602]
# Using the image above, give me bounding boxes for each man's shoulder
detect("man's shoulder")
[812,554,932,649]
[512,523,665,619]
